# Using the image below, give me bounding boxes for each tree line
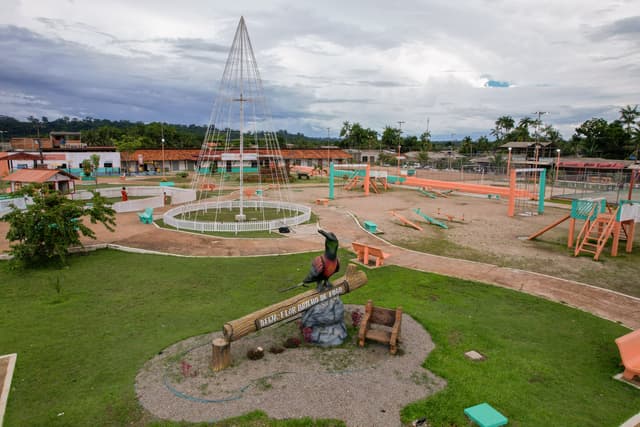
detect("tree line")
[2,105,639,159]
[0,116,325,149]
[340,106,639,160]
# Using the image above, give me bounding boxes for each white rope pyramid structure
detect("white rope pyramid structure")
[163,17,310,233]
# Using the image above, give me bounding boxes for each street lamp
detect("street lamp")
[555,148,561,182]
[397,121,404,176]
[161,123,165,179]
[449,134,455,171]
[507,146,512,176]
[326,127,330,171]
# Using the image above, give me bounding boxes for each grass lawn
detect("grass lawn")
[0,250,638,426]
[177,207,301,222]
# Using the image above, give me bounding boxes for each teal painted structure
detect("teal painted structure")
[413,208,448,229]
[419,189,437,199]
[363,221,377,233]
[537,169,547,214]
[218,166,258,173]
[616,199,638,221]
[464,403,508,427]
[64,167,121,176]
[570,198,607,220]
[387,175,406,184]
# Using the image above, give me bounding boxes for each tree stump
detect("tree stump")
[211,338,231,371]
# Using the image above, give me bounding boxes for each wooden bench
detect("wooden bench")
[316,198,329,206]
[358,299,402,355]
[138,207,154,224]
[616,329,640,381]
[352,242,390,267]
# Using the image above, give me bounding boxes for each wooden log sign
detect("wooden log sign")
[223,264,367,342]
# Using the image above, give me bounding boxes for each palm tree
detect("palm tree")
[497,116,515,133]
[518,116,534,132]
[460,136,473,155]
[490,152,506,174]
[620,105,639,135]
[631,127,640,161]
[542,125,562,143]
[492,116,515,143]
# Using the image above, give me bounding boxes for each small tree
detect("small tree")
[82,159,92,177]
[90,154,100,184]
[3,185,116,267]
[417,150,430,167]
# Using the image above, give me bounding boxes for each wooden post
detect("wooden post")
[626,221,635,253]
[211,338,231,372]
[568,218,576,248]
[507,169,516,217]
[364,164,370,196]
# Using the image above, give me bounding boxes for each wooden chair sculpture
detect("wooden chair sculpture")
[616,329,640,381]
[358,299,402,355]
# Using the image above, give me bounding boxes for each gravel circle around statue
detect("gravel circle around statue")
[135,305,446,426]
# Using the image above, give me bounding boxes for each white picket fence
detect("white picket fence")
[0,196,33,217]
[70,186,196,212]
[163,200,311,233]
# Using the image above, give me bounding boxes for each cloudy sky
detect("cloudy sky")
[1,0,639,140]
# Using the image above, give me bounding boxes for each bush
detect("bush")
[176,171,188,178]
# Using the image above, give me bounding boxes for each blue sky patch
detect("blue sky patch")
[485,80,511,88]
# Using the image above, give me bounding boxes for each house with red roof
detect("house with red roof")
[3,168,78,193]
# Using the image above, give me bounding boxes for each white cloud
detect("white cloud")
[0,0,639,139]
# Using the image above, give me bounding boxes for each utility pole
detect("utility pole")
[326,127,330,170]
[397,121,405,176]
[161,123,165,180]
[532,111,547,166]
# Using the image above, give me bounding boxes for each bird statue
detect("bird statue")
[302,229,340,291]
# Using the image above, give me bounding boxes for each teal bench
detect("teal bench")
[138,207,154,224]
[363,221,377,233]
[464,403,508,427]
[159,181,175,187]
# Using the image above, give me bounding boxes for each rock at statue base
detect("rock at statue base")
[301,296,347,346]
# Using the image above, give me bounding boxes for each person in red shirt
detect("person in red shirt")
[121,187,128,201]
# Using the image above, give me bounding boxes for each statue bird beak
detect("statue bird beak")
[318,229,337,241]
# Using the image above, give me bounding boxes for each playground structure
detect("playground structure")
[400,169,542,218]
[390,210,423,231]
[434,207,465,223]
[507,168,546,217]
[419,188,452,199]
[329,163,388,199]
[413,208,448,229]
[164,17,308,233]
[528,198,639,261]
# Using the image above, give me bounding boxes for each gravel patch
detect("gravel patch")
[136,305,445,426]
